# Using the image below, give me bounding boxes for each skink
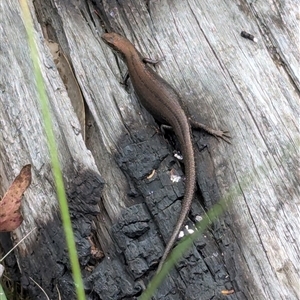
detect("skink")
[101,32,229,273]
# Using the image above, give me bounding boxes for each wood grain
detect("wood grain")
[0,0,299,299]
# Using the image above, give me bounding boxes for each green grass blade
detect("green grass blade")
[0,284,8,300]
[140,202,224,300]
[140,177,245,299]
[19,1,85,299]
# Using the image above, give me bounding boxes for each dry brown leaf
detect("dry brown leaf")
[0,164,32,232]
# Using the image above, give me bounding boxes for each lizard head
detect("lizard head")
[101,32,135,59]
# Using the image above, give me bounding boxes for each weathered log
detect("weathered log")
[0,0,299,299]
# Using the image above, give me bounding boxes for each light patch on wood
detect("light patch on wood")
[45,39,86,140]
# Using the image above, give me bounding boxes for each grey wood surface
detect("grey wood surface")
[0,0,299,299]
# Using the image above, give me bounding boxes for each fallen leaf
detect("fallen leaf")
[0,164,32,232]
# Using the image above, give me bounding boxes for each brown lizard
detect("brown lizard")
[101,32,230,273]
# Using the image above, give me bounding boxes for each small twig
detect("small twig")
[0,227,37,262]
[56,284,62,300]
[29,277,50,300]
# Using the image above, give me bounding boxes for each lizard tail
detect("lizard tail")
[156,139,196,273]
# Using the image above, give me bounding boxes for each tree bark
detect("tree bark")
[0,0,299,299]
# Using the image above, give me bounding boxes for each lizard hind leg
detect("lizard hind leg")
[189,118,231,144]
